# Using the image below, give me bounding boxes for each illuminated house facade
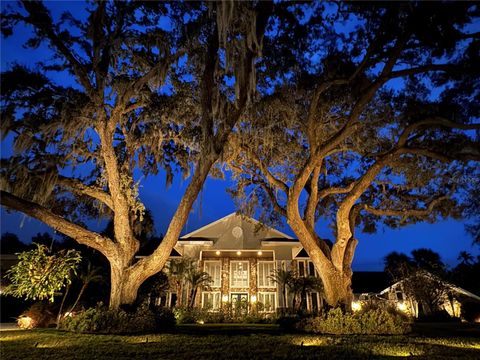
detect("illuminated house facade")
[160,213,322,313]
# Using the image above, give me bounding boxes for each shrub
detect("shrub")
[461,301,480,323]
[276,314,303,331]
[302,308,411,335]
[59,303,174,334]
[417,309,460,323]
[17,302,57,329]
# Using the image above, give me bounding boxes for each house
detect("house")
[152,212,323,313]
[351,270,480,318]
[378,272,480,318]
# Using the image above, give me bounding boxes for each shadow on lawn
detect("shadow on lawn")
[411,322,480,338]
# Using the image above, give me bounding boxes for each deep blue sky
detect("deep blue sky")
[1,1,478,271]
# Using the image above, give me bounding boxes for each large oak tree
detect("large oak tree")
[227,2,480,308]
[1,1,272,308]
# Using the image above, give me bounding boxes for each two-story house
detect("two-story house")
[157,212,322,313]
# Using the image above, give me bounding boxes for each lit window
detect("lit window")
[258,292,276,312]
[231,261,249,288]
[202,292,221,310]
[204,261,222,287]
[258,261,275,288]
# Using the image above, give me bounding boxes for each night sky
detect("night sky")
[1,1,479,271]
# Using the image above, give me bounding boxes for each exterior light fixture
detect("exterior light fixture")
[222,294,229,303]
[215,250,221,255]
[257,251,262,256]
[236,251,241,256]
[397,302,407,312]
[251,295,257,303]
[351,301,362,312]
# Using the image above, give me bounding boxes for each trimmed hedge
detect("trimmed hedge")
[302,308,411,335]
[59,303,175,334]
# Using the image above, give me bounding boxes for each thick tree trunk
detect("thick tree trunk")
[318,267,354,310]
[109,261,139,309]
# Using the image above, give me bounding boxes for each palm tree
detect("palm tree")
[458,251,474,266]
[289,275,323,311]
[68,261,103,312]
[185,268,212,308]
[269,269,293,309]
[167,258,196,306]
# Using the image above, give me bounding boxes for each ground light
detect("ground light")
[351,301,362,311]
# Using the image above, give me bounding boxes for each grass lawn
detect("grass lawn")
[1,323,479,359]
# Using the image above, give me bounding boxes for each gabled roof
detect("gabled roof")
[379,271,480,302]
[180,212,294,240]
[294,249,309,258]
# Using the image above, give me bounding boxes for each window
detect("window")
[396,291,404,301]
[204,261,222,287]
[258,292,276,312]
[298,261,305,277]
[202,292,221,310]
[308,261,317,277]
[258,261,275,288]
[231,261,249,288]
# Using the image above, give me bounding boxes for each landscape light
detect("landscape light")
[351,301,362,312]
[397,302,407,312]
[222,295,229,302]
[251,295,257,303]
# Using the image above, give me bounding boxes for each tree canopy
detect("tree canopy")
[1,1,478,309]
[226,2,480,307]
[1,0,272,308]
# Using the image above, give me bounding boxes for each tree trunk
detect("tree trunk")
[109,261,139,309]
[69,283,87,313]
[56,284,70,328]
[318,267,353,310]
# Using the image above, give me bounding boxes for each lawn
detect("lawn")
[1,323,479,359]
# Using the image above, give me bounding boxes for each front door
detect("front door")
[231,293,248,315]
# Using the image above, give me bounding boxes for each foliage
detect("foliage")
[59,303,174,334]
[3,244,81,302]
[460,301,480,323]
[226,1,480,308]
[302,308,411,335]
[173,305,275,325]
[184,267,212,308]
[17,301,57,329]
[0,0,272,308]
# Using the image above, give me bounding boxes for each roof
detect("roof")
[180,212,294,240]
[294,249,309,258]
[351,271,391,294]
[379,272,480,302]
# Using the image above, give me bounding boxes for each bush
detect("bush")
[17,301,57,329]
[417,309,460,323]
[59,303,174,334]
[302,308,411,335]
[461,301,480,323]
[276,314,304,331]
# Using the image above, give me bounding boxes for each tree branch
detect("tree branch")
[362,194,449,218]
[57,176,113,210]
[0,190,116,257]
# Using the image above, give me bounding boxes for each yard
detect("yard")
[1,323,479,360]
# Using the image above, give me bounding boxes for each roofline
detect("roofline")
[379,273,480,302]
[180,212,294,239]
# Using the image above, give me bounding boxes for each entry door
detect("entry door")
[231,293,248,315]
